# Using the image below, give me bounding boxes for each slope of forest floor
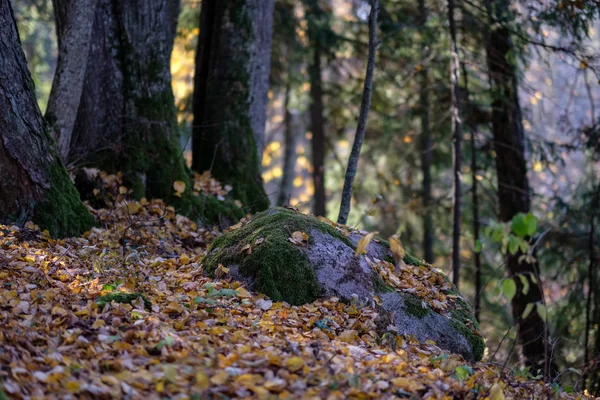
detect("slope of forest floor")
[0,173,592,399]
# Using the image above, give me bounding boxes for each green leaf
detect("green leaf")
[508,236,520,255]
[511,213,528,237]
[455,365,473,381]
[492,226,504,242]
[503,278,517,302]
[536,303,547,321]
[524,213,537,236]
[518,274,530,296]
[522,303,534,319]
[474,240,483,254]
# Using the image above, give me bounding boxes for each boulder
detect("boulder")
[202,207,485,361]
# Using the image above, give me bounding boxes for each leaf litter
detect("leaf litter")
[0,173,593,399]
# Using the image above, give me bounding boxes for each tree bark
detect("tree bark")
[309,39,327,217]
[462,61,483,321]
[337,0,378,225]
[418,0,434,264]
[277,82,298,206]
[485,0,549,374]
[50,0,199,214]
[0,0,94,237]
[46,0,97,161]
[448,0,463,288]
[192,0,273,212]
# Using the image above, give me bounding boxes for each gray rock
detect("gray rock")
[202,207,485,361]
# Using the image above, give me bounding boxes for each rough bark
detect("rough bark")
[0,0,94,237]
[51,0,196,213]
[485,0,549,374]
[309,39,327,217]
[277,82,298,206]
[418,0,434,264]
[46,0,97,161]
[448,0,463,287]
[192,0,273,212]
[337,0,378,225]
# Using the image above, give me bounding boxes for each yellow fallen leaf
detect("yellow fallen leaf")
[195,372,210,390]
[338,330,358,343]
[489,383,505,400]
[240,244,252,255]
[391,377,424,391]
[65,381,80,393]
[389,234,406,266]
[236,287,251,298]
[264,377,287,392]
[92,319,105,329]
[355,231,378,256]
[285,356,305,372]
[173,180,186,194]
[211,371,228,385]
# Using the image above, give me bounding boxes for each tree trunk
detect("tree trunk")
[308,31,327,217]
[49,0,199,214]
[277,82,298,206]
[485,0,549,373]
[337,0,378,225]
[419,0,434,264]
[192,0,273,212]
[0,0,94,237]
[46,0,97,161]
[448,0,463,287]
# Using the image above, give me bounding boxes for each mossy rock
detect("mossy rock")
[203,207,485,361]
[97,293,152,310]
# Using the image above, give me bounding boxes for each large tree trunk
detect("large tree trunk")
[49,0,197,213]
[307,16,327,217]
[46,0,97,160]
[0,0,94,237]
[418,0,434,264]
[192,0,273,212]
[485,0,549,374]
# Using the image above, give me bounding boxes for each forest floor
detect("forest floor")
[0,173,593,399]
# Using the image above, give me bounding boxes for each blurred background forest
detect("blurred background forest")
[11,0,600,393]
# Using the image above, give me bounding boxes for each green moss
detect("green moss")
[372,273,395,293]
[191,0,269,213]
[97,292,152,310]
[402,293,430,319]
[203,208,361,305]
[443,281,485,361]
[32,158,96,238]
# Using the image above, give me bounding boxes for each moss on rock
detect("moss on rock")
[203,208,351,305]
[401,293,430,319]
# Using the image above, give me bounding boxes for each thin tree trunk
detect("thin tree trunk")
[419,0,434,264]
[192,0,273,212]
[485,0,549,374]
[583,216,595,390]
[448,0,463,287]
[278,81,298,206]
[46,0,97,161]
[337,0,378,225]
[0,0,94,237]
[308,33,327,217]
[465,71,483,321]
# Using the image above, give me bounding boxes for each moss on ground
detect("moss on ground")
[97,292,152,310]
[33,158,96,238]
[203,208,361,305]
